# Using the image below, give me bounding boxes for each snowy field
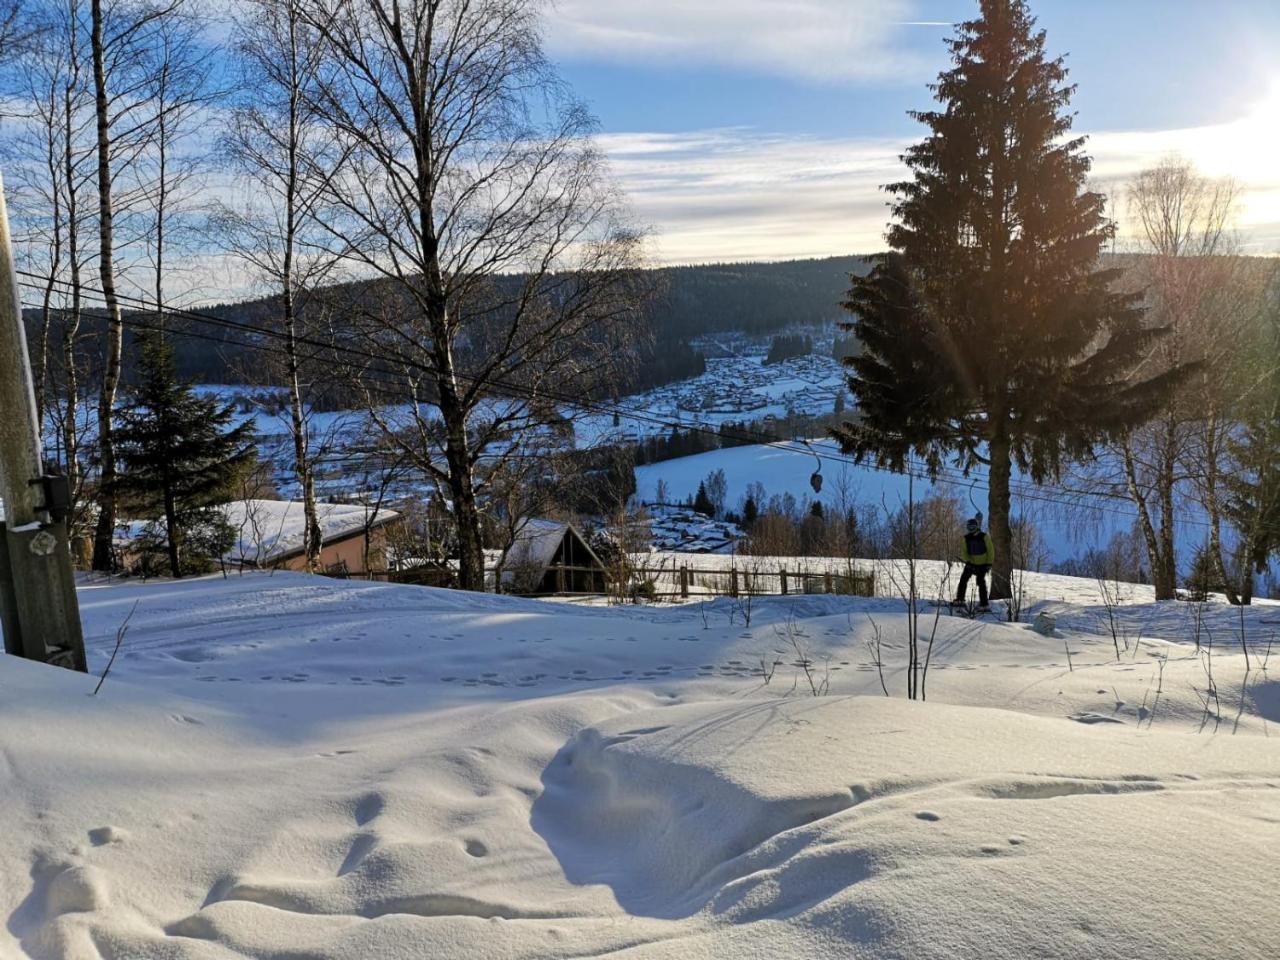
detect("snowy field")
[634,441,1218,567]
[3,569,1279,959]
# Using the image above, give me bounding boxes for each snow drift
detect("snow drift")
[1,571,1277,958]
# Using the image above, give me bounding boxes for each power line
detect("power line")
[16,269,1200,528]
[14,270,1175,524]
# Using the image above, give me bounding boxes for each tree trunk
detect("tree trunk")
[62,34,83,503]
[1154,421,1179,599]
[91,0,124,572]
[1120,439,1174,599]
[281,31,322,573]
[163,485,181,578]
[152,61,167,330]
[1239,562,1254,606]
[35,303,51,432]
[440,398,485,591]
[289,349,322,571]
[1201,409,1241,605]
[436,364,484,590]
[987,432,1013,600]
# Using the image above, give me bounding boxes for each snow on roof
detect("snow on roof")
[501,518,573,571]
[223,499,398,564]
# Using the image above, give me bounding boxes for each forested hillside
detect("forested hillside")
[36,255,873,389]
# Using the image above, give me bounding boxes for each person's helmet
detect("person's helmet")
[966,518,980,533]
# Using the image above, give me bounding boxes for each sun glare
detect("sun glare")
[1216,81,1280,179]
[1172,80,1280,232]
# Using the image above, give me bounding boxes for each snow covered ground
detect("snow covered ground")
[634,440,1223,567]
[2,569,1279,959]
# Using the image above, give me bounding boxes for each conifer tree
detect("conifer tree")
[693,481,714,517]
[113,335,258,578]
[833,0,1186,598]
[1222,310,1280,604]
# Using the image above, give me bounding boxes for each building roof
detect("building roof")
[500,518,604,576]
[223,500,398,565]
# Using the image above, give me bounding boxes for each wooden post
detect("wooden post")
[0,172,87,672]
[780,569,788,595]
[680,565,689,599]
[730,568,738,598]
[824,572,833,594]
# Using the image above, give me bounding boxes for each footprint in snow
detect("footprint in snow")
[88,826,126,845]
[353,793,384,826]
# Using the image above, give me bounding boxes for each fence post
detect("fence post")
[680,565,689,599]
[730,568,738,598]
[780,569,788,595]
[824,572,833,594]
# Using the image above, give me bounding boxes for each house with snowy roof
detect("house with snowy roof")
[223,499,400,577]
[497,518,607,595]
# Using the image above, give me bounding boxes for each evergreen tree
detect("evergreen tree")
[1222,311,1280,604]
[113,335,258,578]
[743,494,759,526]
[693,481,714,517]
[832,0,1185,598]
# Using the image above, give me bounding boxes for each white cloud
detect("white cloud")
[602,98,1280,265]
[600,129,904,263]
[1087,81,1280,250]
[545,0,926,83]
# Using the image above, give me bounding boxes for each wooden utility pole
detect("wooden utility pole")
[0,172,87,672]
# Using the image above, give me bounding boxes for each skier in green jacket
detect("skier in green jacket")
[956,516,994,610]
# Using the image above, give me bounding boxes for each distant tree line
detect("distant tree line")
[831,334,860,361]
[49,256,859,389]
[764,333,813,365]
[633,410,841,467]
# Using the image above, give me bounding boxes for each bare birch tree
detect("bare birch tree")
[295,0,648,590]
[1078,156,1252,599]
[132,4,215,319]
[0,1,31,100]
[216,0,346,572]
[88,0,198,569]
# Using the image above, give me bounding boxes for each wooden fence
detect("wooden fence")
[484,561,875,601]
[375,558,876,601]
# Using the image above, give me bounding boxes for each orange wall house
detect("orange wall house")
[223,500,400,578]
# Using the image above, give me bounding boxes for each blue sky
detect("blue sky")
[540,0,1280,263]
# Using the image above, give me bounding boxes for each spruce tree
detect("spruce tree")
[113,335,258,578]
[833,0,1186,598]
[693,481,714,517]
[1222,312,1280,604]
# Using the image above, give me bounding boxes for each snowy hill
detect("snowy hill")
[1,571,1278,958]
[634,440,1219,567]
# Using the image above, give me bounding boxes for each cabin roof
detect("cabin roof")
[221,499,399,564]
[500,518,604,574]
